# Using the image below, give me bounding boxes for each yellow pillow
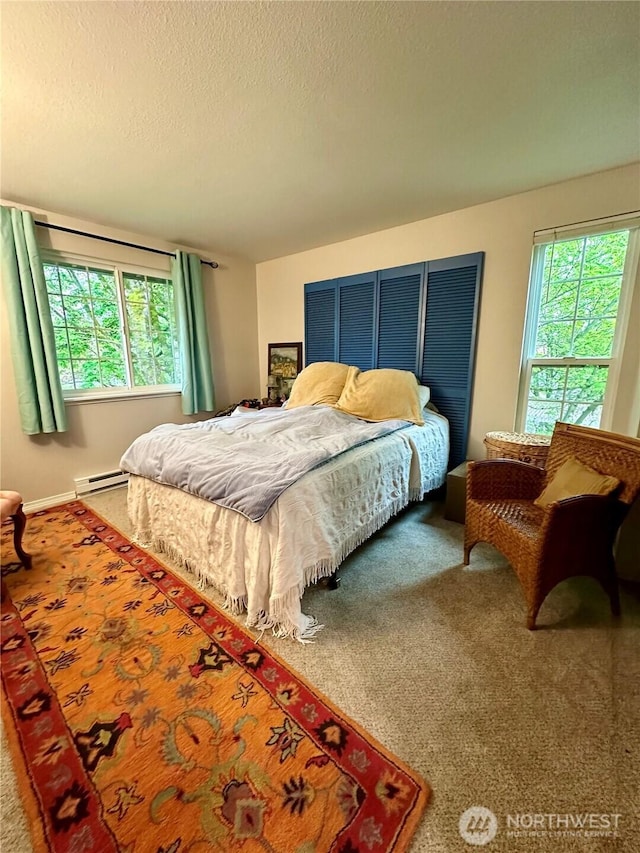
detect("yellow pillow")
[534,457,620,508]
[334,366,424,425]
[286,362,350,408]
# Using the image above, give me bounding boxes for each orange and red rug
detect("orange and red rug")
[1,502,429,852]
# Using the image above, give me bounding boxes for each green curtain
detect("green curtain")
[172,251,215,415]
[1,206,67,434]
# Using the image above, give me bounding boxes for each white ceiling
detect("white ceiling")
[2,1,639,262]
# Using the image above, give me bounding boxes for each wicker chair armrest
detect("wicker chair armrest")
[467,459,545,501]
[541,494,626,535]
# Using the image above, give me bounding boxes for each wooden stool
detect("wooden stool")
[1,490,32,569]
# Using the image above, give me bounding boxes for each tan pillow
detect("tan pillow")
[334,366,424,425]
[534,457,620,508]
[285,362,350,408]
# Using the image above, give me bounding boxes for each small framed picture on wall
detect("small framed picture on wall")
[268,342,303,379]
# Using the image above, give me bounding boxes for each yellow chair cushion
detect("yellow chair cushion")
[334,366,424,425]
[285,362,351,408]
[534,457,620,508]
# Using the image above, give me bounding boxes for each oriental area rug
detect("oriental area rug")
[1,502,429,853]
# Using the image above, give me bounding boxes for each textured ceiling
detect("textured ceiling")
[2,1,639,262]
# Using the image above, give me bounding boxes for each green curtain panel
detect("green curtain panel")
[1,206,67,434]
[172,251,215,415]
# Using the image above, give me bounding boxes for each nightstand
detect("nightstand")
[445,461,468,524]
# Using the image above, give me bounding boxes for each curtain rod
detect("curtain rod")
[533,209,640,236]
[34,221,219,269]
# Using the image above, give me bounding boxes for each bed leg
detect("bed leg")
[326,574,341,590]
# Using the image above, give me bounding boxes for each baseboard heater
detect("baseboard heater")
[74,470,129,497]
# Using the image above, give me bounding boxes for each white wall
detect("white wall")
[3,166,638,503]
[1,202,259,503]
[256,163,640,459]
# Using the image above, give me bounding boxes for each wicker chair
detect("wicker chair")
[464,422,640,629]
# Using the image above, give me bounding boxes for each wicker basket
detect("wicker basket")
[484,431,551,468]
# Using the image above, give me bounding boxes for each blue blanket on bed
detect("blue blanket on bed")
[120,405,410,521]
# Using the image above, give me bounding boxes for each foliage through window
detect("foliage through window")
[44,260,181,394]
[519,227,637,434]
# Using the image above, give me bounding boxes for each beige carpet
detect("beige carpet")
[2,489,639,852]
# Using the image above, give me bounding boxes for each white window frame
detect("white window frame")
[516,222,640,434]
[42,250,181,403]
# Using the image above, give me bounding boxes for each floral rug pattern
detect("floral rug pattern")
[1,502,429,852]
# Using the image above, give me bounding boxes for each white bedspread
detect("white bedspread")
[128,409,448,640]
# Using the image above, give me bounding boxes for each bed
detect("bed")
[122,365,449,640]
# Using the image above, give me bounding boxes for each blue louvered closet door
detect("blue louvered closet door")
[420,254,483,469]
[304,252,483,470]
[377,265,424,372]
[305,280,337,363]
[338,273,376,369]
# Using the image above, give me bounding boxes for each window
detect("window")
[518,224,639,434]
[44,258,181,396]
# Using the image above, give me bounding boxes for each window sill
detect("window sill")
[64,387,181,405]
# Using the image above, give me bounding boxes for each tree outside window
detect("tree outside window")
[519,227,638,434]
[44,260,181,394]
